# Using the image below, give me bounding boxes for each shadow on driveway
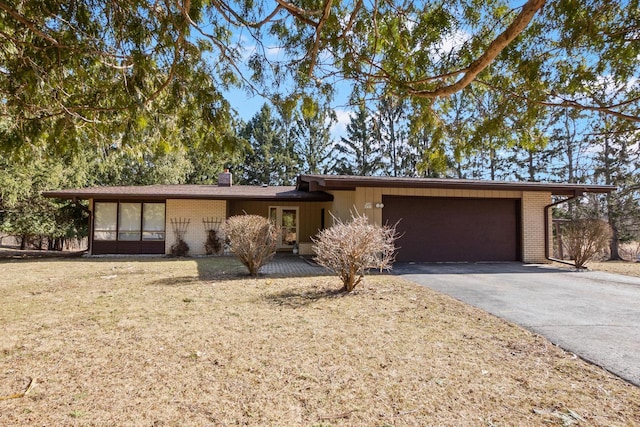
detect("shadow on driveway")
[393,262,573,275]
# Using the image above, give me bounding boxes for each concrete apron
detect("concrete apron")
[394,262,640,387]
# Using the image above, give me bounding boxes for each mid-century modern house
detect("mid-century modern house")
[43,172,614,263]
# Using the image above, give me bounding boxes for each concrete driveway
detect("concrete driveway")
[394,262,640,387]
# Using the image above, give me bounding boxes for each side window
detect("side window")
[94,202,117,241]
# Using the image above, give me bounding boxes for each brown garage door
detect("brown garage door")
[382,196,521,262]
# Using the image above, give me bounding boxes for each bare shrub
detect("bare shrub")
[224,215,278,276]
[313,213,398,292]
[562,219,612,268]
[170,239,189,257]
[619,241,640,262]
[204,229,222,255]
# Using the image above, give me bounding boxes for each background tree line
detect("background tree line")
[2,91,638,258]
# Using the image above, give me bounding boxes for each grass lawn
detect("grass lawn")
[1,257,639,426]
[587,260,640,278]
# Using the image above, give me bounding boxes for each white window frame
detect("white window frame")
[269,206,299,249]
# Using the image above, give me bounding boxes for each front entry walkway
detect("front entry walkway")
[394,262,640,387]
[260,254,329,276]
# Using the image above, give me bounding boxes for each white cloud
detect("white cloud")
[331,108,353,140]
[429,29,472,61]
[265,45,284,59]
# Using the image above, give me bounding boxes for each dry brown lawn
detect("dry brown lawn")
[1,257,640,426]
[587,260,640,278]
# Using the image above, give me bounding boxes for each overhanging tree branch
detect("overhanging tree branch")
[408,0,546,98]
[307,0,334,75]
[477,79,640,123]
[0,0,60,45]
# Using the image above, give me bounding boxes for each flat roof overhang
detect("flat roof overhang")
[43,185,334,202]
[297,174,616,196]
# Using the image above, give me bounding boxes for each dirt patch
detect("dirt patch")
[1,258,639,425]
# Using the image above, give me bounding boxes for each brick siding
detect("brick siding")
[165,199,227,255]
[521,192,551,263]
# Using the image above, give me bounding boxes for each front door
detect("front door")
[269,206,299,249]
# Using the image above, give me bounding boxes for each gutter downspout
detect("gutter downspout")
[544,190,583,268]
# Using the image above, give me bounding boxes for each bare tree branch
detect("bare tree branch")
[274,0,322,26]
[307,0,334,76]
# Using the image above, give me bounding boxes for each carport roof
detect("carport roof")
[43,185,334,202]
[297,174,616,196]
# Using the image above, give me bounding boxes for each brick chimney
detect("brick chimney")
[218,169,232,187]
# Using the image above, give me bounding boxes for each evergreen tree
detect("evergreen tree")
[295,101,336,175]
[237,104,299,185]
[591,116,640,260]
[375,97,410,177]
[335,104,383,176]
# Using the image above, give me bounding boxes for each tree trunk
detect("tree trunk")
[608,221,623,261]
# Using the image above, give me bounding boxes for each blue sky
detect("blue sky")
[223,84,353,141]
[218,31,354,140]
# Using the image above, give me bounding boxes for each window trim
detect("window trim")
[92,200,166,243]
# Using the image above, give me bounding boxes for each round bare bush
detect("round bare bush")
[204,229,222,255]
[313,213,398,292]
[170,239,189,257]
[224,214,278,276]
[562,218,611,268]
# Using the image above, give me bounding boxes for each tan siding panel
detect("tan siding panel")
[327,191,356,223]
[229,200,331,243]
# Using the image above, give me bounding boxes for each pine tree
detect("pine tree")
[591,116,640,260]
[237,104,299,185]
[335,104,383,176]
[295,102,336,174]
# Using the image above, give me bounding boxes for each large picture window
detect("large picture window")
[93,201,165,242]
[143,203,166,241]
[118,203,142,241]
[94,202,117,241]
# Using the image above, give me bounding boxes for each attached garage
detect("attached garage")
[296,175,615,264]
[382,196,521,262]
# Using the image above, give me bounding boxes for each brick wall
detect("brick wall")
[165,199,227,255]
[521,192,551,263]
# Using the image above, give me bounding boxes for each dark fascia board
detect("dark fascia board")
[297,174,616,196]
[42,186,334,202]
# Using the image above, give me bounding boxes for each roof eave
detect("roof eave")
[42,190,334,202]
[298,175,616,195]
